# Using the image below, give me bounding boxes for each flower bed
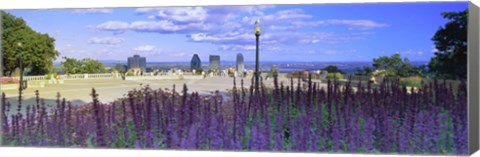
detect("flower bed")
[1,77,19,84]
[0,77,468,155]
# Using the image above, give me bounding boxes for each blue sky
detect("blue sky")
[6,2,468,63]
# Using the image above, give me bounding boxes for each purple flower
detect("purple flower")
[362,117,376,153]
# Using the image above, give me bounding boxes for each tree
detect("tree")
[372,53,417,77]
[1,11,59,76]
[428,9,467,79]
[82,58,106,73]
[61,57,82,75]
[322,65,344,74]
[113,64,128,73]
[61,57,105,74]
[354,66,374,76]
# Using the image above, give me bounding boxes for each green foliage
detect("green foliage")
[399,76,423,88]
[1,11,59,76]
[372,54,418,77]
[270,66,279,77]
[354,66,374,76]
[44,74,51,80]
[113,64,127,73]
[61,57,82,74]
[428,9,467,79]
[82,58,106,73]
[61,57,106,74]
[326,72,343,80]
[126,72,135,76]
[322,65,344,74]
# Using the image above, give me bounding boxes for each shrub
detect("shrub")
[271,66,278,77]
[400,76,423,88]
[1,77,19,84]
[326,72,343,80]
[126,72,134,76]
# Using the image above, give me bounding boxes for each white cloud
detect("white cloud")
[269,25,295,30]
[187,31,367,52]
[219,44,256,51]
[155,7,208,23]
[396,50,424,56]
[90,6,384,54]
[95,6,275,35]
[133,45,162,56]
[188,32,253,43]
[218,44,281,52]
[292,32,366,44]
[72,8,113,14]
[263,9,312,21]
[89,21,130,33]
[135,7,161,14]
[88,37,125,45]
[55,44,89,59]
[134,45,152,51]
[91,20,213,34]
[270,19,388,30]
[241,8,312,25]
[130,20,212,33]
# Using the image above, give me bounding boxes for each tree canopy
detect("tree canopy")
[1,11,59,76]
[113,64,127,73]
[428,9,467,79]
[322,65,344,74]
[372,53,419,77]
[61,57,106,74]
[354,66,374,76]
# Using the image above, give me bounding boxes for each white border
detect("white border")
[0,0,472,10]
[0,147,457,157]
[0,0,478,157]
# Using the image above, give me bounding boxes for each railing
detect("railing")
[125,75,204,80]
[13,73,121,81]
[12,75,46,81]
[61,73,119,80]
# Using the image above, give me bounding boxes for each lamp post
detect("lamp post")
[254,20,261,93]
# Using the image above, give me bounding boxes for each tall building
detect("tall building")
[128,54,146,71]
[236,53,245,76]
[190,54,201,70]
[209,55,220,72]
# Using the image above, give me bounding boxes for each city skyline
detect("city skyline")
[6,2,468,62]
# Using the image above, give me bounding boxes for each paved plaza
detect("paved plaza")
[1,76,318,111]
[2,78,231,106]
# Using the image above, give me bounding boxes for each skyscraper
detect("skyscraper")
[128,54,146,71]
[236,53,244,77]
[190,54,202,70]
[209,55,220,72]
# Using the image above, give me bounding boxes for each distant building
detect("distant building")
[236,53,245,76]
[190,54,202,70]
[209,55,220,72]
[128,54,146,72]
